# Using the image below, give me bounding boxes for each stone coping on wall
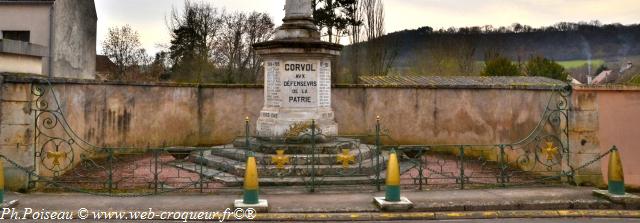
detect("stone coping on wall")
[0,73,264,88]
[1,73,570,90]
[359,75,568,90]
[574,84,640,91]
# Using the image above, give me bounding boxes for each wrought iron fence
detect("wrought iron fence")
[0,81,615,196]
[383,85,573,190]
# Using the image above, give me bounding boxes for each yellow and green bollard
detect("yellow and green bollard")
[593,146,640,204]
[243,152,260,204]
[374,149,413,211]
[0,159,4,204]
[607,146,625,195]
[385,149,401,202]
[0,159,17,208]
[234,151,268,211]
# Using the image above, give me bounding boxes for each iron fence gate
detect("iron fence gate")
[0,81,614,196]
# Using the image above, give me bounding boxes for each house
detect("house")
[0,39,48,74]
[0,0,97,79]
[570,78,582,85]
[95,55,116,80]
[592,70,613,85]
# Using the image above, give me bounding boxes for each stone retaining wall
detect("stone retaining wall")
[2,74,635,190]
[573,86,640,189]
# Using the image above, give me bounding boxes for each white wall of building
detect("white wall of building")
[0,53,43,74]
[0,4,52,75]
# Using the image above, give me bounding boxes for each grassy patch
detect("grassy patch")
[475,59,605,70]
[628,75,640,85]
[557,59,605,69]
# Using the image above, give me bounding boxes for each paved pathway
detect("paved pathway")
[2,186,631,213]
[3,186,638,221]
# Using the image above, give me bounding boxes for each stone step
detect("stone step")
[172,158,417,187]
[169,161,242,184]
[191,151,385,177]
[232,137,367,154]
[191,153,245,176]
[206,144,378,165]
[171,161,384,187]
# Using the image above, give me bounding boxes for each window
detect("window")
[2,31,30,42]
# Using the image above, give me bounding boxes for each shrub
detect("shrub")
[481,56,521,76]
[525,56,570,80]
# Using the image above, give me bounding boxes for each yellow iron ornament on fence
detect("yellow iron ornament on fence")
[337,149,355,170]
[272,149,290,170]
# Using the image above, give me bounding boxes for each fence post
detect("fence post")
[153,147,159,194]
[310,119,316,192]
[417,149,424,190]
[199,150,204,193]
[459,146,465,190]
[245,117,250,154]
[108,148,114,195]
[499,145,507,187]
[375,116,381,191]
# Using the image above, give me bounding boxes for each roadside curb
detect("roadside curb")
[250,210,640,221]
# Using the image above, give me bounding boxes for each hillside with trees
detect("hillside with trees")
[100,0,640,85]
[339,21,640,82]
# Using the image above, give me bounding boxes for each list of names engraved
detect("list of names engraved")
[318,60,331,107]
[265,60,281,107]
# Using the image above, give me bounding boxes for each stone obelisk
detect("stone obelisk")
[254,0,342,138]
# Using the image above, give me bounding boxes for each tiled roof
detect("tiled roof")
[359,75,567,89]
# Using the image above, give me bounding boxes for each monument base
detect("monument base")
[234,199,269,212]
[373,197,414,211]
[170,137,389,187]
[257,108,338,138]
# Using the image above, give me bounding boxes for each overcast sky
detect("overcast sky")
[95,0,640,55]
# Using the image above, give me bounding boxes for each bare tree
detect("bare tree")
[217,12,248,83]
[245,12,276,80]
[166,1,274,83]
[217,12,274,83]
[411,34,477,76]
[102,25,148,80]
[360,0,393,76]
[343,0,363,44]
[363,0,384,41]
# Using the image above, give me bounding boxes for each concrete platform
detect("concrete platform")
[374,196,413,211]
[593,190,640,206]
[234,199,269,212]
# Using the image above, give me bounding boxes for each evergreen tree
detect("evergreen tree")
[525,56,570,80]
[482,56,521,76]
[313,0,361,43]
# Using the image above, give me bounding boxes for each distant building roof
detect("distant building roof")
[95,55,116,79]
[592,70,613,85]
[358,75,567,90]
[571,78,582,85]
